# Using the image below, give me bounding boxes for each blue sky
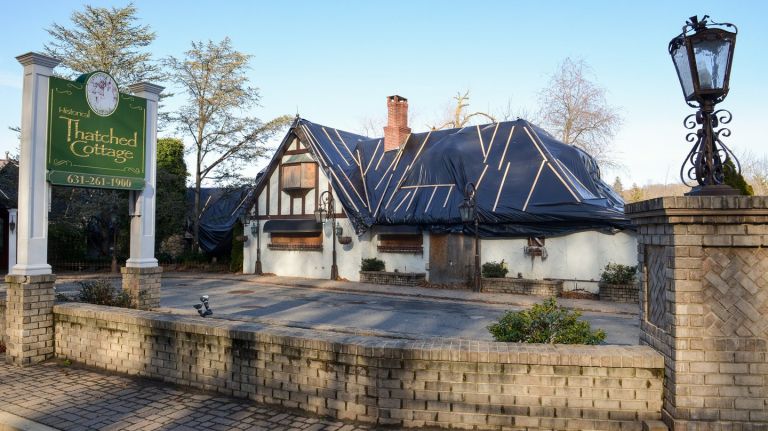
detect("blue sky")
[1,1,766,187]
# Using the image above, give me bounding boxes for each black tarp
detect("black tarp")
[191,187,252,254]
[259,117,630,238]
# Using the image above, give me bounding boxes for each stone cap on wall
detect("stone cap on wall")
[626,196,768,225]
[54,302,663,369]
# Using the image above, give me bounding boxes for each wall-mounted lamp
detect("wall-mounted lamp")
[250,223,258,237]
[8,213,16,234]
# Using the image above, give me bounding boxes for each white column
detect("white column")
[7,208,17,272]
[125,82,163,268]
[13,53,60,276]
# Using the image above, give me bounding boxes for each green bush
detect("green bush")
[488,298,606,345]
[361,257,385,272]
[600,263,637,285]
[723,159,754,196]
[482,260,508,278]
[156,252,174,264]
[77,279,134,308]
[178,251,208,264]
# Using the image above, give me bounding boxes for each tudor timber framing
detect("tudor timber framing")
[252,124,346,222]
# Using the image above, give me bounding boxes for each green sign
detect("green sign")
[46,72,147,190]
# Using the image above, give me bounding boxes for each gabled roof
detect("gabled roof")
[259,117,630,237]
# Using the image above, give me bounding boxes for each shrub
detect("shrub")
[156,252,174,264]
[488,298,606,344]
[600,263,637,285]
[361,257,385,272]
[482,260,508,278]
[178,251,208,264]
[77,279,134,308]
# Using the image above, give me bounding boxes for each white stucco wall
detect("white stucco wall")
[244,217,365,281]
[481,230,637,293]
[364,232,430,274]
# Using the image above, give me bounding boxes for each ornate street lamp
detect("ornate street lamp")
[459,183,481,292]
[669,15,741,195]
[315,190,339,280]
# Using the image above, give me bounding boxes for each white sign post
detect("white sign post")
[13,53,60,276]
[7,53,164,366]
[121,82,164,309]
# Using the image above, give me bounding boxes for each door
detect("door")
[428,233,474,286]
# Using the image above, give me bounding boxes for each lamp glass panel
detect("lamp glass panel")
[692,37,732,91]
[459,201,473,222]
[671,42,695,100]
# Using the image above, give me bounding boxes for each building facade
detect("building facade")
[243,96,636,291]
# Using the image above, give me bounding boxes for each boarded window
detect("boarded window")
[268,232,322,251]
[282,163,316,190]
[378,234,423,253]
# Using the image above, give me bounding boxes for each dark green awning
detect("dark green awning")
[374,225,421,235]
[263,219,322,233]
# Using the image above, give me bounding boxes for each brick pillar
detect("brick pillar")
[626,196,768,430]
[121,266,162,310]
[4,274,55,366]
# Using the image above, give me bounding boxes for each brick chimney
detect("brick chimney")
[383,95,410,152]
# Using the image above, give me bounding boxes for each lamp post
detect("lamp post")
[669,15,741,195]
[240,210,263,275]
[251,216,262,275]
[314,190,339,280]
[459,183,481,292]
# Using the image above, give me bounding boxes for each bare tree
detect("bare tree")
[739,150,768,195]
[429,91,496,130]
[538,58,623,169]
[165,38,292,251]
[496,97,536,123]
[358,116,385,138]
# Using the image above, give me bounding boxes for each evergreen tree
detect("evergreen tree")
[627,183,645,203]
[156,138,188,249]
[44,3,162,86]
[612,176,624,195]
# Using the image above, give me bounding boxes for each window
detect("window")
[378,234,423,253]
[268,232,322,251]
[282,162,316,191]
[524,237,547,258]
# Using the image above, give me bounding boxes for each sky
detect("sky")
[1,0,766,187]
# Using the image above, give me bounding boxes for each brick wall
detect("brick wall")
[599,283,639,304]
[5,274,55,365]
[54,303,663,430]
[627,196,768,430]
[359,271,426,287]
[481,278,563,297]
[0,298,5,347]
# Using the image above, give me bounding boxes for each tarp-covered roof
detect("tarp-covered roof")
[261,117,630,238]
[191,187,252,254]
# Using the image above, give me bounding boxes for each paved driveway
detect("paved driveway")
[156,277,639,345]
